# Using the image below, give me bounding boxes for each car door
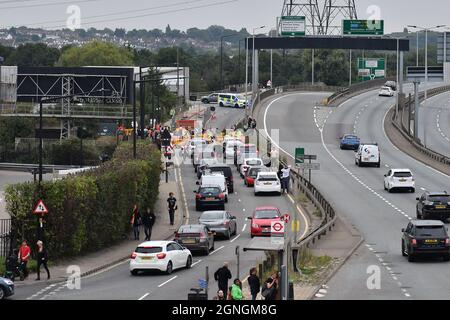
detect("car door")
[403,222,413,248]
[172,242,187,267]
[166,243,177,268]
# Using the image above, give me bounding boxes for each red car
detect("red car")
[244,166,265,187]
[248,206,282,238]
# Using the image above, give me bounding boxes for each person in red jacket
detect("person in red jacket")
[18,240,31,279]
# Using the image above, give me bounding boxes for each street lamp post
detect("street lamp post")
[220,34,235,90]
[251,26,265,114]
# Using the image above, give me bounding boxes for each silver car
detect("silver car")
[198,211,237,239]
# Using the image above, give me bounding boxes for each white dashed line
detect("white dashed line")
[191,259,202,267]
[158,276,178,288]
[210,245,225,255]
[230,234,241,242]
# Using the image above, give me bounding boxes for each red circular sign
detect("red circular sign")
[282,214,291,223]
[272,222,284,232]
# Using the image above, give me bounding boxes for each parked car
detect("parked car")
[244,166,267,187]
[174,224,215,255]
[385,80,397,91]
[194,185,226,211]
[235,144,258,169]
[416,191,450,221]
[402,220,450,262]
[129,241,192,275]
[187,138,207,158]
[218,93,247,108]
[384,169,415,193]
[254,171,281,196]
[379,86,395,97]
[240,158,264,178]
[355,143,380,167]
[198,173,228,201]
[0,277,14,300]
[193,144,216,172]
[197,158,219,179]
[198,210,237,239]
[207,164,234,193]
[201,93,218,104]
[224,140,244,159]
[340,134,360,150]
[248,206,282,238]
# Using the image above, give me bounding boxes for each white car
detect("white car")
[355,143,380,167]
[236,144,258,168]
[379,86,394,97]
[240,158,264,178]
[199,172,228,201]
[254,171,281,196]
[130,241,192,275]
[187,139,206,158]
[384,169,415,193]
[224,140,244,160]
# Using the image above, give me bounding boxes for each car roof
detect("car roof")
[391,168,412,172]
[426,191,449,196]
[137,240,173,247]
[202,173,225,178]
[245,158,262,162]
[255,206,279,211]
[200,184,221,188]
[258,171,277,175]
[200,211,226,216]
[179,224,205,231]
[410,220,445,226]
[208,164,232,169]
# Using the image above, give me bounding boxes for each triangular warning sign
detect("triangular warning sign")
[33,199,48,215]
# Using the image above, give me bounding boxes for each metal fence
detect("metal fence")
[0,219,12,258]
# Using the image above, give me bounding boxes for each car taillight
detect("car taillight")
[223,221,229,226]
[131,252,137,259]
[157,253,167,259]
[196,194,202,199]
[252,223,259,228]
[174,232,180,239]
[218,193,225,199]
[411,239,417,246]
[445,238,450,246]
[200,233,206,239]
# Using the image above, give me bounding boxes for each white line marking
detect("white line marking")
[191,259,202,267]
[230,234,241,242]
[210,245,225,255]
[158,276,178,288]
[138,293,150,300]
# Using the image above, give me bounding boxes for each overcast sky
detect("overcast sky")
[0,0,448,33]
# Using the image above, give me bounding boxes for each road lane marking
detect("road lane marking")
[230,234,241,242]
[210,245,225,255]
[191,259,202,267]
[158,276,178,288]
[138,293,150,300]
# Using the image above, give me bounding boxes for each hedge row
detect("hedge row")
[5,141,161,259]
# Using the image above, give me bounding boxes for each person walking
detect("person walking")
[142,208,156,241]
[248,267,261,300]
[167,192,177,226]
[35,240,50,281]
[214,262,232,297]
[18,240,31,280]
[130,204,141,240]
[262,272,279,300]
[281,165,291,194]
[231,279,244,300]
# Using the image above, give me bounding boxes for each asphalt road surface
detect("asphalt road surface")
[259,83,450,300]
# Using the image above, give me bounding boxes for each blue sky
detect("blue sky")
[0,0,448,32]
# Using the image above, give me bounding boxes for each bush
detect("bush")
[5,141,161,260]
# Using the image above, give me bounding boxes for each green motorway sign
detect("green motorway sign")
[295,147,305,164]
[342,20,384,36]
[357,58,385,82]
[281,16,306,36]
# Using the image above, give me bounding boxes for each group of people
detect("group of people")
[213,262,280,300]
[278,164,291,194]
[5,239,50,281]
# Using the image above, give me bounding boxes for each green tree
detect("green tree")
[57,41,133,67]
[6,43,60,66]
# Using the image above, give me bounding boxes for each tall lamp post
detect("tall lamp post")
[251,26,266,113]
[220,34,236,90]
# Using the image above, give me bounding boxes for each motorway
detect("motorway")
[418,91,450,158]
[12,105,308,300]
[258,83,450,299]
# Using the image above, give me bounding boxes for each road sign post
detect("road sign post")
[33,199,48,240]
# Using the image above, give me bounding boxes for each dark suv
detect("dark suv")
[194,185,225,211]
[416,191,450,221]
[402,220,450,262]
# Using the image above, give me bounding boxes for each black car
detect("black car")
[194,185,225,211]
[207,164,234,193]
[416,191,450,221]
[402,220,450,262]
[174,224,215,255]
[0,277,14,300]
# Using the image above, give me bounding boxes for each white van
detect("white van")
[355,143,380,167]
[218,93,247,108]
[199,173,228,202]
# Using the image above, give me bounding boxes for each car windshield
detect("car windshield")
[381,87,390,90]
[344,135,358,140]
[250,168,262,176]
[254,210,280,219]
[200,187,220,194]
[236,94,245,100]
[135,247,162,254]
[179,225,203,233]
[415,226,447,237]
[246,160,262,165]
[393,171,412,178]
[210,167,231,177]
[201,212,224,220]
[428,195,450,202]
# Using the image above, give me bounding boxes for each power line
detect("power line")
[0,0,101,10]
[24,0,207,27]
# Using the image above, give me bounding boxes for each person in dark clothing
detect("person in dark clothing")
[131,204,141,240]
[35,240,50,280]
[263,272,279,300]
[248,267,261,300]
[167,193,177,226]
[142,208,156,241]
[214,262,232,297]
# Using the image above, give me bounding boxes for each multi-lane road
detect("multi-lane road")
[11,106,308,300]
[258,83,450,299]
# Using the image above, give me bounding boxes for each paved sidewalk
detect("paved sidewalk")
[294,216,363,300]
[14,178,184,287]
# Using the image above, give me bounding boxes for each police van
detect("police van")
[218,93,247,109]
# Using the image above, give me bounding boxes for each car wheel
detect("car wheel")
[416,210,422,220]
[130,270,139,276]
[411,188,415,193]
[225,196,228,203]
[186,256,192,269]
[0,287,5,300]
[376,162,381,168]
[254,192,258,196]
[219,102,224,107]
[401,241,407,257]
[443,254,450,262]
[408,254,415,262]
[166,261,173,274]
[388,186,392,193]
[251,234,254,238]
[235,104,239,108]
[204,246,210,256]
[226,228,231,239]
